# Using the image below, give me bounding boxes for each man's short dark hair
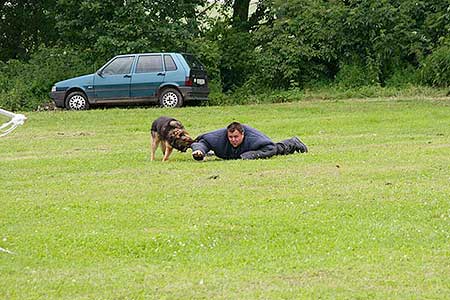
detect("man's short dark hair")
[227,122,244,134]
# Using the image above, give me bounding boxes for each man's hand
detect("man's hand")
[192,150,205,161]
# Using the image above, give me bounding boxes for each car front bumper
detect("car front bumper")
[49,91,66,107]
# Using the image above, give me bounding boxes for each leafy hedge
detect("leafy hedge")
[0,47,93,111]
[1,1,450,111]
[420,45,450,87]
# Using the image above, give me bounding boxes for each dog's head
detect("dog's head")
[168,128,194,152]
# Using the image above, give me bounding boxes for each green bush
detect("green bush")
[250,1,342,90]
[384,64,419,87]
[0,81,33,111]
[420,45,450,87]
[186,37,221,84]
[334,60,379,89]
[0,46,92,111]
[218,29,256,92]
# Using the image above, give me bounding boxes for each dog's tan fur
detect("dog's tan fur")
[151,117,194,161]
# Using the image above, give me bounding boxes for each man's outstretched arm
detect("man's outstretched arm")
[191,139,211,161]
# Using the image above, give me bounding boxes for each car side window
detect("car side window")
[164,55,177,71]
[136,55,163,73]
[102,56,134,75]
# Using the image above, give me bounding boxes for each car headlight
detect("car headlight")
[51,86,57,92]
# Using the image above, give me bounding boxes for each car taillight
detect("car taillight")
[184,77,193,86]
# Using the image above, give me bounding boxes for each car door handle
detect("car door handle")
[124,74,131,78]
[157,73,165,76]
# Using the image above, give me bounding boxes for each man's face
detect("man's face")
[227,130,244,148]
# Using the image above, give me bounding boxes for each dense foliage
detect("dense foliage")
[1,0,450,110]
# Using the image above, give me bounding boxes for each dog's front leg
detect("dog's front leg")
[162,142,173,162]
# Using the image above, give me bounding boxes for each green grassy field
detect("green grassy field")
[1,98,449,299]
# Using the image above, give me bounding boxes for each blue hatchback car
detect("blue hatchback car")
[50,53,209,109]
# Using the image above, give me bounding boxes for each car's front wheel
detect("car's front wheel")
[65,91,90,110]
[159,88,183,108]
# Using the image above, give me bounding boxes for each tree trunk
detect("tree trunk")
[232,0,251,30]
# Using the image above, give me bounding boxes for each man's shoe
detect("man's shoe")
[293,136,308,153]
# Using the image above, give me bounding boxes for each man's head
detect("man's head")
[226,122,245,148]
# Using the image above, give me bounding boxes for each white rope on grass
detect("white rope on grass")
[0,246,15,254]
[0,108,26,137]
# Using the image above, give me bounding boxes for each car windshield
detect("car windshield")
[102,56,134,75]
[182,54,204,70]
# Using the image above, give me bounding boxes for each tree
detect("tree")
[226,0,272,31]
[248,0,450,89]
[54,0,208,62]
[0,0,57,61]
[207,0,272,91]
[231,0,251,29]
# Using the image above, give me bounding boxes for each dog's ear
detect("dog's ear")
[169,120,183,128]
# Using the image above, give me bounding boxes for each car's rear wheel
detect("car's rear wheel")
[65,91,90,110]
[159,88,183,108]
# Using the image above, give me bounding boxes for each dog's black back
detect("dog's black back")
[151,116,192,152]
[151,116,184,137]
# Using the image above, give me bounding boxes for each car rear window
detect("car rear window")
[164,55,177,71]
[136,55,163,73]
[182,54,205,70]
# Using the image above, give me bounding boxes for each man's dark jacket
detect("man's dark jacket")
[191,125,277,160]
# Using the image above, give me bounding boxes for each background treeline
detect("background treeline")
[1,0,450,110]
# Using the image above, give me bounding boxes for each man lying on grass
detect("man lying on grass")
[191,121,308,161]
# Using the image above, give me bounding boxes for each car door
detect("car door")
[130,54,165,100]
[93,56,135,100]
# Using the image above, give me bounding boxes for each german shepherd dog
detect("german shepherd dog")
[151,116,194,161]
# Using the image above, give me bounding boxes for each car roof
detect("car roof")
[115,52,187,57]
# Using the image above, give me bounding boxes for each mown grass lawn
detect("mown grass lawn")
[1,98,449,299]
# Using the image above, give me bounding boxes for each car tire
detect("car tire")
[65,91,90,110]
[159,88,183,108]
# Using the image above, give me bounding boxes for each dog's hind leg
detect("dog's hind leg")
[151,132,160,161]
